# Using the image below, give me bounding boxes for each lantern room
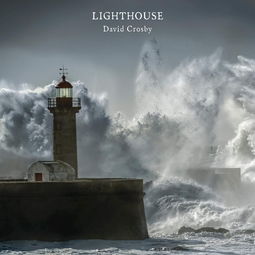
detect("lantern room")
[48,70,81,110]
[56,75,73,98]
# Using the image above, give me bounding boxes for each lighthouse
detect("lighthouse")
[48,68,81,178]
[17,68,148,241]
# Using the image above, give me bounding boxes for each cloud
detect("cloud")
[1,40,255,185]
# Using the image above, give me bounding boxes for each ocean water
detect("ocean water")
[0,234,254,255]
[0,178,254,255]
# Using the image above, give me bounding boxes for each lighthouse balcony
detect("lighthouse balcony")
[48,97,81,109]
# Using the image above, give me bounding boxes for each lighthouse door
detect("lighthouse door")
[35,173,43,181]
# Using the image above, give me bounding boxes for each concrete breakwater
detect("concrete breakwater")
[0,179,148,241]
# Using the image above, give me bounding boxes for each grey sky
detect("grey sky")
[1,0,255,116]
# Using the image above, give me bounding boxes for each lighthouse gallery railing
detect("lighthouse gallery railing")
[48,98,81,108]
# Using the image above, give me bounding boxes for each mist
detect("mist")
[1,39,255,234]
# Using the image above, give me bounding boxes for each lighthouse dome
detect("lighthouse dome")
[56,75,72,88]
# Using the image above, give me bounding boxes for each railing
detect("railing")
[73,98,81,107]
[48,98,81,108]
[48,98,56,108]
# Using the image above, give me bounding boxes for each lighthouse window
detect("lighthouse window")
[56,88,72,98]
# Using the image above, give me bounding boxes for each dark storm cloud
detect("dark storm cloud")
[1,0,255,116]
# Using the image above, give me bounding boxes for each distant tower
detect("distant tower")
[48,67,81,178]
